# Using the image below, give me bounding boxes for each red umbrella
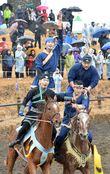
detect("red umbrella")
[9,22,18,35]
[36,5,48,11]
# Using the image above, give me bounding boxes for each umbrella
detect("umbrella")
[93,28,110,38]
[0,30,8,36]
[1,3,12,11]
[61,8,70,15]
[16,36,34,45]
[71,40,85,47]
[62,43,72,54]
[11,19,28,29]
[36,5,48,11]
[66,6,82,12]
[36,15,46,22]
[102,42,110,50]
[42,21,58,30]
[26,47,42,55]
[25,4,35,9]
[9,22,18,35]
[29,22,43,34]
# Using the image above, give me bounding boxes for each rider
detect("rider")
[9,72,75,148]
[54,80,93,160]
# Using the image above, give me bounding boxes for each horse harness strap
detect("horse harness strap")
[26,126,54,166]
[65,130,92,167]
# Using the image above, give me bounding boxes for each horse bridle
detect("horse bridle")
[44,100,60,122]
[70,111,89,134]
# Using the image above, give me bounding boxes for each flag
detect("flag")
[16,80,18,92]
[94,145,104,174]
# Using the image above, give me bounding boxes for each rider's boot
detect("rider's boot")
[54,141,62,161]
[9,122,30,148]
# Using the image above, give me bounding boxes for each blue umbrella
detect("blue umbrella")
[61,8,70,15]
[93,28,110,38]
[102,42,110,50]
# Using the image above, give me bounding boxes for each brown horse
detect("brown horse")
[57,108,92,174]
[5,95,61,174]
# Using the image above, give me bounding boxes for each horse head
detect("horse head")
[71,108,92,141]
[44,95,61,128]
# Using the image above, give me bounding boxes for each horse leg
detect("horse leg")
[41,162,51,174]
[7,148,18,174]
[24,165,30,174]
[80,162,91,174]
[28,159,37,174]
[63,166,76,174]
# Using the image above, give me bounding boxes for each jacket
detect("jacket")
[18,27,25,38]
[3,9,11,19]
[10,30,18,42]
[16,8,24,19]
[4,54,15,67]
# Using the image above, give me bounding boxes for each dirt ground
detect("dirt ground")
[0,122,110,174]
[0,28,110,173]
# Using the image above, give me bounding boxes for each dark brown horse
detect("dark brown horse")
[5,95,61,174]
[57,108,92,174]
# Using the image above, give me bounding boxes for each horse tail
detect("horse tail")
[4,155,8,166]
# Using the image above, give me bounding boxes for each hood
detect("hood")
[67,31,71,37]
[68,49,73,55]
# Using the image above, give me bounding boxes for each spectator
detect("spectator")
[48,25,56,37]
[8,12,16,27]
[49,9,55,21]
[4,49,15,78]
[66,31,72,44]
[12,41,25,58]
[106,54,110,80]
[30,8,37,22]
[65,49,75,75]
[41,10,48,21]
[10,30,18,47]
[3,6,11,28]
[80,46,87,58]
[57,11,62,20]
[25,7,31,27]
[98,32,106,49]
[73,48,81,63]
[65,23,70,35]
[92,48,97,56]
[53,68,63,93]
[89,22,97,46]
[18,24,25,38]
[58,51,66,77]
[96,50,105,80]
[15,45,26,79]
[63,35,67,43]
[34,23,42,48]
[0,11,2,26]
[0,37,9,52]
[16,5,24,19]
[80,34,89,48]
[67,11,74,32]
[28,49,36,77]
[53,36,58,46]
[40,16,47,44]
[72,34,78,42]
[82,23,90,47]
[1,45,8,78]
[105,48,110,59]
[62,11,68,22]
[103,33,110,45]
[89,48,96,67]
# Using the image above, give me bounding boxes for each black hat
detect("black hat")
[41,71,50,80]
[82,54,92,63]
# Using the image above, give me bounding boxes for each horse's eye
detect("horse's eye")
[48,108,51,110]
[77,118,80,122]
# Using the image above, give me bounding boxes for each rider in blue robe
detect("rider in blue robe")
[31,30,63,88]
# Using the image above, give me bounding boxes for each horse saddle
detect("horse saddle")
[16,124,54,166]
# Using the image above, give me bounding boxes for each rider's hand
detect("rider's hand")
[19,111,24,117]
[71,103,78,109]
[71,97,77,102]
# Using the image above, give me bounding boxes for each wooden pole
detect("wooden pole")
[98,92,102,109]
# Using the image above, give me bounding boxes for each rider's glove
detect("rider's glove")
[19,111,24,117]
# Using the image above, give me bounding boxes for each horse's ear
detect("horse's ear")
[45,95,49,102]
[87,107,92,114]
[54,95,57,102]
[76,107,80,114]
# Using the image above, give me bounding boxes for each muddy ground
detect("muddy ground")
[0,122,110,174]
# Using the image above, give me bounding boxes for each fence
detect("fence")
[0,92,110,122]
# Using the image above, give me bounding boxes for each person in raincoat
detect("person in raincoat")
[80,46,88,58]
[89,48,96,67]
[41,10,48,21]
[80,34,89,48]
[53,68,63,93]
[106,54,110,80]
[30,8,37,22]
[15,45,26,79]
[4,49,15,78]
[96,50,105,80]
[89,22,97,46]
[82,23,90,47]
[72,34,78,42]
[73,47,81,63]
[0,11,2,26]
[65,31,72,44]
[65,49,75,75]
[3,6,11,27]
